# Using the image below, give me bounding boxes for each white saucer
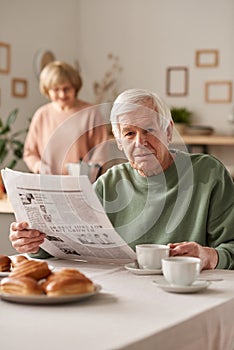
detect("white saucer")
[153,279,210,293]
[125,263,162,275]
[0,271,9,278]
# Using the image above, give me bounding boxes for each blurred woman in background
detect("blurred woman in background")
[24,61,108,178]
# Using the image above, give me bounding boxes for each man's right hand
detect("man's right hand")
[10,222,46,254]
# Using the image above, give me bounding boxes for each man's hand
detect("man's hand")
[10,222,46,254]
[168,241,218,270]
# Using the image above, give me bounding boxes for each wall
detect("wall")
[77,0,234,165]
[0,0,234,168]
[0,0,80,170]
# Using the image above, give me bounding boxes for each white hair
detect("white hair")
[110,88,172,139]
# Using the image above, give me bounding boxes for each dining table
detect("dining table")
[1,258,234,350]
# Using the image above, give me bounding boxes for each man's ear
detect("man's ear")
[166,121,174,143]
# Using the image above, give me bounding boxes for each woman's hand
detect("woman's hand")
[168,241,218,270]
[10,222,46,254]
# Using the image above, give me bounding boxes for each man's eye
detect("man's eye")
[124,131,134,137]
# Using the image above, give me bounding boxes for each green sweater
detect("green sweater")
[94,151,234,269]
[30,151,234,269]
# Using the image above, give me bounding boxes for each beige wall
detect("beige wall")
[0,0,233,168]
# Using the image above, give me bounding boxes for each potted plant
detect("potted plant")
[170,107,192,134]
[0,109,27,197]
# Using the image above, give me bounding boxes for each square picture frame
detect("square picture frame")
[0,42,11,74]
[12,78,28,98]
[205,81,232,103]
[195,49,219,68]
[166,66,189,97]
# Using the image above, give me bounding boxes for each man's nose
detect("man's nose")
[135,132,147,146]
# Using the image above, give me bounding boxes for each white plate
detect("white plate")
[0,265,54,279]
[0,284,102,305]
[153,279,210,293]
[0,271,10,278]
[125,263,162,275]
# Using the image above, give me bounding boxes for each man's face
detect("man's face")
[118,109,172,176]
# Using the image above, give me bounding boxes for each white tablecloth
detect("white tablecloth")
[1,259,234,350]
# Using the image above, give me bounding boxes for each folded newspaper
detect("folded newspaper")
[1,169,136,264]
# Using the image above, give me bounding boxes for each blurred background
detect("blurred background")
[0,0,234,170]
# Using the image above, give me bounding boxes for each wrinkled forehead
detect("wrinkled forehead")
[111,102,167,125]
[117,106,162,130]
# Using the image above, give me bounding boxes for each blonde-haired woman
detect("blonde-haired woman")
[24,61,108,178]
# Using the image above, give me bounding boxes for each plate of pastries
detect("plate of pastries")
[0,254,101,304]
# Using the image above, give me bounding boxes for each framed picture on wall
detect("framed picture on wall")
[166,67,189,97]
[12,78,28,98]
[195,49,219,68]
[205,81,232,103]
[0,42,11,74]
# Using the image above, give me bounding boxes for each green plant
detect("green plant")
[0,109,27,169]
[170,107,192,125]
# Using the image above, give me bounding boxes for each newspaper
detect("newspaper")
[1,169,136,264]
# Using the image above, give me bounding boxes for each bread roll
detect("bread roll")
[41,268,90,289]
[9,260,51,281]
[0,254,11,272]
[44,276,94,296]
[41,268,94,296]
[50,268,90,280]
[11,255,28,269]
[0,276,44,295]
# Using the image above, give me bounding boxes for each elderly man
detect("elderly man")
[10,89,234,270]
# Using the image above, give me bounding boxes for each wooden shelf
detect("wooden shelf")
[183,134,234,145]
[172,134,234,146]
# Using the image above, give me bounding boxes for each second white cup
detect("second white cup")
[136,244,170,270]
[162,257,201,286]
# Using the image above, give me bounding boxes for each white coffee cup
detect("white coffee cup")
[136,244,170,270]
[162,257,201,286]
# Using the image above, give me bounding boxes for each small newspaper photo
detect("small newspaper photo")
[2,169,136,264]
